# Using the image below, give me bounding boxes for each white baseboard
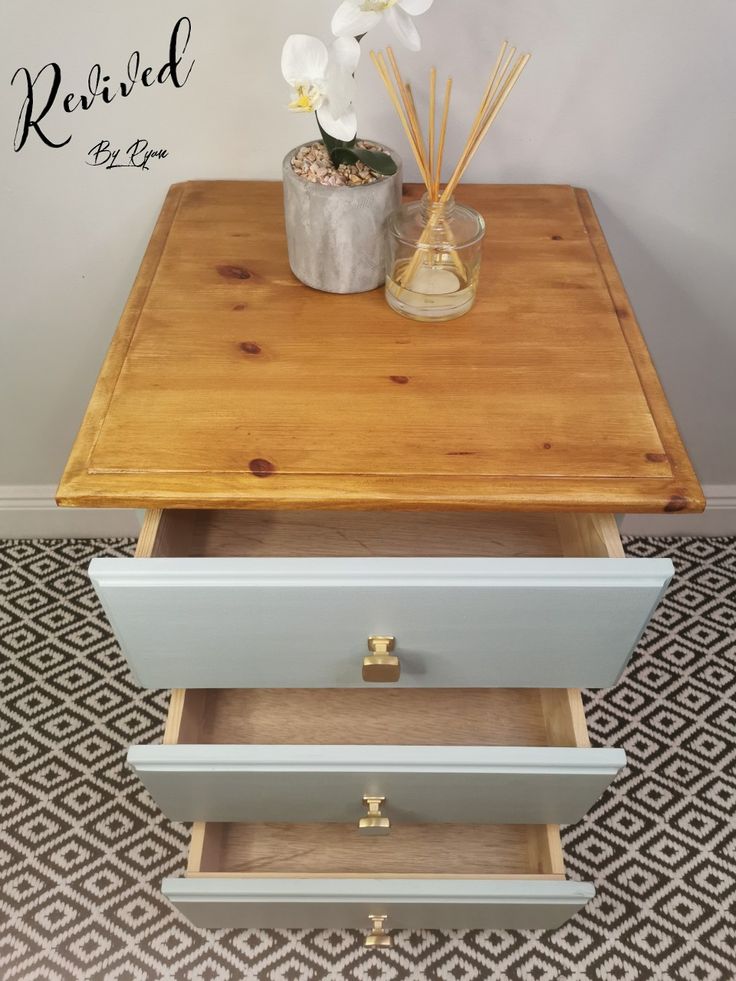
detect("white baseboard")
[0,485,140,539]
[0,483,734,539]
[620,485,736,536]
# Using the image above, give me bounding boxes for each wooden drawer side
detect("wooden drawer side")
[186,821,565,878]
[163,688,583,748]
[137,508,626,560]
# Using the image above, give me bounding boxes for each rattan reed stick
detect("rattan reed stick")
[434,77,452,199]
[428,67,437,194]
[442,53,531,202]
[370,51,427,185]
[373,41,530,291]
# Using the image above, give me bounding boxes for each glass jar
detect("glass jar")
[385,193,486,321]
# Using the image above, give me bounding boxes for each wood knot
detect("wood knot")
[233,304,247,311]
[664,495,687,513]
[543,442,552,449]
[551,235,563,241]
[249,458,275,477]
[646,452,667,463]
[239,342,261,355]
[217,265,252,280]
[389,375,409,384]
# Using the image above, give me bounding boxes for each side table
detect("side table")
[58,182,703,941]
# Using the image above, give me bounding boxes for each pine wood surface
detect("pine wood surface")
[188,821,562,878]
[57,181,703,513]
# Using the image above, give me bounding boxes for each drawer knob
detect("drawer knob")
[363,636,400,683]
[364,913,392,948]
[359,795,390,835]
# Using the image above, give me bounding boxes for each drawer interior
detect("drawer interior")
[186,821,565,879]
[137,509,624,559]
[164,687,590,748]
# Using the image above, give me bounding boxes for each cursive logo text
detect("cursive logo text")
[11,17,194,152]
[87,138,169,171]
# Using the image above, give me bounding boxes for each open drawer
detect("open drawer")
[163,821,594,932]
[90,509,673,688]
[129,686,625,825]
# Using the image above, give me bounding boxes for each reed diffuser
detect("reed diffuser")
[371,42,530,320]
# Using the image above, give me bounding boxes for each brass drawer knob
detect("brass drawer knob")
[363,636,400,683]
[359,795,390,835]
[364,913,392,947]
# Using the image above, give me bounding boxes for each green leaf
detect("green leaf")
[330,146,360,166]
[350,146,398,176]
[314,115,397,176]
[316,116,357,168]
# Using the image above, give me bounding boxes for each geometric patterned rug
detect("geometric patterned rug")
[1,536,734,981]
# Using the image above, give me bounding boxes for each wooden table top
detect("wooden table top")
[57,181,703,513]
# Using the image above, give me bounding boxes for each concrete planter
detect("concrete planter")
[282,142,402,294]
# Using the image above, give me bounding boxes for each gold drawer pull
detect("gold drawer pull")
[359,795,390,835]
[364,913,392,947]
[363,636,400,683]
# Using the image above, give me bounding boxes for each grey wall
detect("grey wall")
[2,0,734,494]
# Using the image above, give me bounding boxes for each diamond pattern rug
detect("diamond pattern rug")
[0,537,734,980]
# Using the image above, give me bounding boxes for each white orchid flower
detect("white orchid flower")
[281,34,360,141]
[331,0,434,52]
